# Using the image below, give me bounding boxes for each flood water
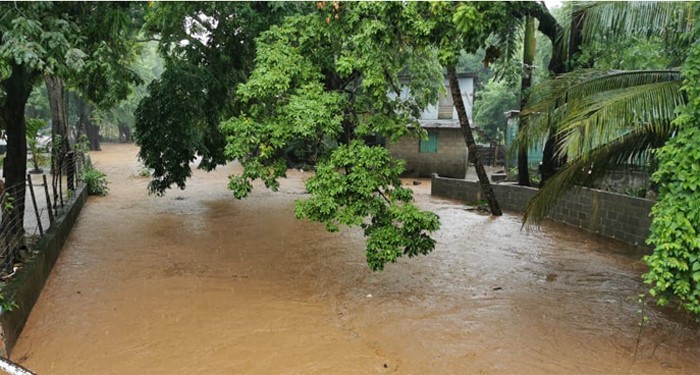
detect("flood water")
[10,143,700,374]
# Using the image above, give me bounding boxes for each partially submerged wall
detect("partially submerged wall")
[0,184,88,357]
[388,128,467,179]
[431,174,654,247]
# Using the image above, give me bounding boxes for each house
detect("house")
[386,73,474,179]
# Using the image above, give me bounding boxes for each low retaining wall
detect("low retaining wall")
[0,184,88,357]
[431,174,654,247]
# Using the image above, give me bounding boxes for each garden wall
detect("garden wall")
[431,174,654,247]
[0,184,88,357]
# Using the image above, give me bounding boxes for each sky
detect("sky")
[544,0,563,10]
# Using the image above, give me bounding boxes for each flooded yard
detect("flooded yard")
[10,143,700,374]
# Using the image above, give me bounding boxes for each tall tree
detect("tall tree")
[0,2,141,236]
[433,2,514,216]
[135,2,298,194]
[519,1,692,225]
[512,1,698,313]
[222,2,443,270]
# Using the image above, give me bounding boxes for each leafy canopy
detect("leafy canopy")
[135,2,298,195]
[221,2,444,270]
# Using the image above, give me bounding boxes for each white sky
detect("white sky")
[544,0,563,10]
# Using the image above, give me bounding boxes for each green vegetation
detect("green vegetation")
[644,22,700,313]
[81,165,110,196]
[221,2,445,269]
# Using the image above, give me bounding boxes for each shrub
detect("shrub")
[81,166,110,196]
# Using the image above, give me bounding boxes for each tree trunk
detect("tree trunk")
[518,16,536,186]
[118,121,132,143]
[76,95,101,151]
[1,65,35,241]
[86,121,101,151]
[447,66,502,216]
[45,76,74,190]
[44,76,70,152]
[531,5,585,185]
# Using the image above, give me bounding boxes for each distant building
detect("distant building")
[503,110,543,170]
[387,73,474,179]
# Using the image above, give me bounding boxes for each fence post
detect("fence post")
[51,178,58,217]
[42,175,54,225]
[58,172,64,208]
[66,151,75,191]
[26,174,43,237]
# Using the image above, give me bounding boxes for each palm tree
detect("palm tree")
[521,68,685,224]
[519,1,693,225]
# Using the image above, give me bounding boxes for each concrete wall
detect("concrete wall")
[389,129,467,178]
[0,184,88,357]
[431,175,654,247]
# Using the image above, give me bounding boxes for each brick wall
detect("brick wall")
[431,175,654,247]
[388,129,466,178]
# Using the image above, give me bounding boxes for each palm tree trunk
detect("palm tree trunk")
[447,66,502,216]
[539,8,587,185]
[518,16,536,186]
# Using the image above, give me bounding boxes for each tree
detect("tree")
[135,2,298,194]
[1,2,79,238]
[222,2,443,270]
[512,1,700,313]
[519,1,691,225]
[517,16,536,186]
[434,1,515,216]
[95,41,164,143]
[0,2,141,236]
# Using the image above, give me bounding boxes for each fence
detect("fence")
[0,151,87,278]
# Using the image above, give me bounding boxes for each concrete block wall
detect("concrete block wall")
[388,129,467,178]
[432,175,654,247]
[0,185,88,357]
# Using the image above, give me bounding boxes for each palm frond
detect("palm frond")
[524,69,681,116]
[485,16,525,84]
[558,79,684,158]
[522,127,673,227]
[518,69,683,158]
[576,1,693,44]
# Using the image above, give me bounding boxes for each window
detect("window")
[419,132,438,153]
[437,90,453,119]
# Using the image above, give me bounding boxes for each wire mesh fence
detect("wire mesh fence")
[0,151,87,278]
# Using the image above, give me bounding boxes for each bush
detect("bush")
[81,166,109,196]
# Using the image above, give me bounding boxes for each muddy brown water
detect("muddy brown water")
[10,144,700,374]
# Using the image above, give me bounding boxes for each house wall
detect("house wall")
[421,78,474,122]
[388,129,467,178]
[431,175,654,248]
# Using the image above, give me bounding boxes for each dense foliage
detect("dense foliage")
[520,1,692,225]
[0,2,141,230]
[222,2,443,270]
[135,2,296,195]
[644,24,700,313]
